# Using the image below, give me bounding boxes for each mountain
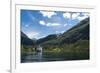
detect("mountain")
[21,31,34,46]
[36,34,58,45]
[37,17,89,46]
[21,17,89,47]
[60,17,89,44]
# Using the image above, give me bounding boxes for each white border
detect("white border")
[11,3,96,73]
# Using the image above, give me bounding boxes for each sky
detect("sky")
[21,10,89,39]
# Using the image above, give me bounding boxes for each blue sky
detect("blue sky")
[21,10,89,39]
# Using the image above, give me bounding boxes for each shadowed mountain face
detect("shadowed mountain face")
[60,18,89,44]
[21,32,34,46]
[36,34,58,45]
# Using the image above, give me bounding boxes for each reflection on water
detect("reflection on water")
[21,46,70,63]
[21,51,65,63]
[21,52,43,63]
[21,47,43,63]
[35,51,42,61]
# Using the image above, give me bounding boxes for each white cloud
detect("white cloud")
[26,31,39,39]
[40,11,56,18]
[72,13,80,20]
[46,23,61,27]
[77,16,88,21]
[63,23,68,27]
[63,12,89,21]
[84,13,89,16]
[25,24,29,27]
[55,30,65,34]
[63,12,71,19]
[56,31,59,33]
[39,20,46,25]
[77,13,89,21]
[63,12,80,20]
[61,30,65,33]
[39,20,61,27]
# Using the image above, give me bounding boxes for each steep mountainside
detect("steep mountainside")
[36,34,58,45]
[21,31,34,46]
[60,18,89,44]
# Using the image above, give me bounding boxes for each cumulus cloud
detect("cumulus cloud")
[46,23,61,26]
[77,16,88,21]
[39,20,61,27]
[63,12,89,21]
[63,12,80,19]
[40,11,56,18]
[63,12,71,19]
[72,13,80,19]
[77,13,89,21]
[39,20,46,25]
